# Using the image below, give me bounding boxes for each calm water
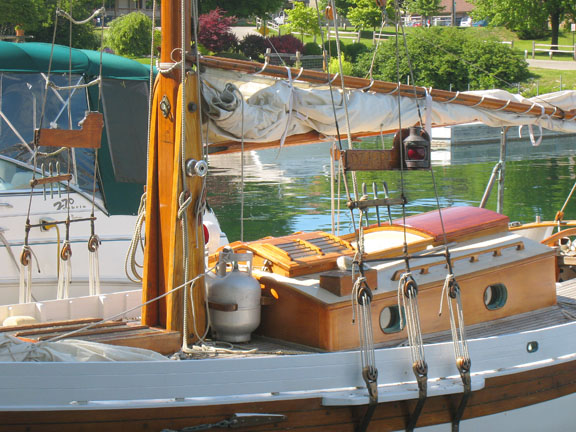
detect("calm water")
[207,133,576,243]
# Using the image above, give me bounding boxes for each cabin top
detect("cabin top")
[221,206,510,278]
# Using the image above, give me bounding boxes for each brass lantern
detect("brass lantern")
[402,126,430,169]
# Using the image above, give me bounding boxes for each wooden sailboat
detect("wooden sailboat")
[4,1,576,431]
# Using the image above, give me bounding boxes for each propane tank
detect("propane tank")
[208,247,261,342]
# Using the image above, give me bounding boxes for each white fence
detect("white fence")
[532,42,576,60]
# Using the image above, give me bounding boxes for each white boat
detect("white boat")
[0,42,151,303]
[3,2,576,431]
[0,41,228,304]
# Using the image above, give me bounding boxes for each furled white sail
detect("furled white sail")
[202,67,576,144]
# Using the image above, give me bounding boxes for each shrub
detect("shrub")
[343,43,369,63]
[354,27,530,91]
[329,55,354,75]
[198,8,238,53]
[107,12,152,56]
[303,42,322,55]
[268,35,304,54]
[239,34,269,61]
[323,40,347,58]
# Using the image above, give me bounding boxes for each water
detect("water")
[207,133,576,243]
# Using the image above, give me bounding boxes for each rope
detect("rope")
[439,274,472,431]
[125,193,147,282]
[397,272,428,432]
[46,77,101,91]
[56,7,105,25]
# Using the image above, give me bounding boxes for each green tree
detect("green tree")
[107,12,153,56]
[199,0,284,19]
[286,3,321,42]
[347,0,382,30]
[354,27,530,91]
[470,0,572,47]
[32,0,100,49]
[404,0,444,26]
[0,0,43,33]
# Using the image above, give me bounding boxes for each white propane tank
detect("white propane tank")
[208,248,261,342]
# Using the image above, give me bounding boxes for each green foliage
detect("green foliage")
[107,12,153,56]
[239,34,269,61]
[303,42,323,55]
[285,3,321,41]
[354,27,530,91]
[200,0,284,19]
[0,0,43,32]
[343,42,370,62]
[329,54,354,75]
[33,0,100,49]
[324,39,347,58]
[469,0,572,41]
[347,0,382,30]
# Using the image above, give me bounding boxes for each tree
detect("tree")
[0,0,43,33]
[198,8,238,53]
[107,12,153,56]
[32,0,101,49]
[404,0,445,26]
[199,0,284,20]
[285,3,321,42]
[354,27,530,91]
[347,0,382,30]
[470,0,572,47]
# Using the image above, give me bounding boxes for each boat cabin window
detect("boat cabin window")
[380,305,405,333]
[0,72,100,196]
[484,283,508,310]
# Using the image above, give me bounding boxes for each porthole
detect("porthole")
[483,283,508,310]
[380,305,404,334]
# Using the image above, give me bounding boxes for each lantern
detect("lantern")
[402,126,430,169]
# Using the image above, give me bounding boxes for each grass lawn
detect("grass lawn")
[525,68,576,95]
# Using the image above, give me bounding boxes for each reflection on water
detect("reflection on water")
[207,134,576,243]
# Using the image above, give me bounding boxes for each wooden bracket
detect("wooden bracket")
[34,111,103,149]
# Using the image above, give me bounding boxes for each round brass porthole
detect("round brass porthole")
[483,283,508,310]
[380,305,404,334]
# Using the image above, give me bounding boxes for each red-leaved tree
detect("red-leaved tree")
[198,8,238,53]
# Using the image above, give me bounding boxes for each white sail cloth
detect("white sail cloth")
[201,67,576,143]
[0,333,169,362]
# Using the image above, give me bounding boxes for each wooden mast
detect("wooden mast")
[142,0,206,339]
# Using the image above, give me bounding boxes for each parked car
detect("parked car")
[472,19,488,27]
[459,16,472,27]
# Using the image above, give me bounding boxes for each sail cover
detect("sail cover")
[201,66,576,144]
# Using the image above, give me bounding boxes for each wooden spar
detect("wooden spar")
[197,55,576,122]
[142,0,206,338]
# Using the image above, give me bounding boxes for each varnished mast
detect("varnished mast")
[142,0,206,339]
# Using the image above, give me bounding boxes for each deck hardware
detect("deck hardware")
[187,101,197,113]
[527,341,539,353]
[371,182,381,226]
[185,159,208,177]
[160,95,171,118]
